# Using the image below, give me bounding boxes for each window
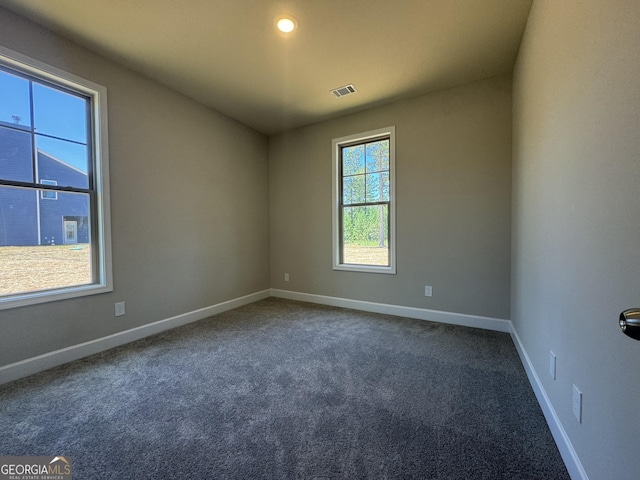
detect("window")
[0,46,112,309]
[332,126,396,274]
[40,179,58,200]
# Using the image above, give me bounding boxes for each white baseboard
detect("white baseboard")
[509,327,588,480]
[270,288,511,332]
[0,289,270,386]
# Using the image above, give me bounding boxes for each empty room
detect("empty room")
[0,1,638,479]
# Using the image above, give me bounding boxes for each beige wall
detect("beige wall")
[512,1,640,478]
[6,2,639,476]
[0,8,270,366]
[269,75,512,319]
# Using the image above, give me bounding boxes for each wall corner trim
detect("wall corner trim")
[510,326,589,480]
[0,289,271,386]
[270,288,511,332]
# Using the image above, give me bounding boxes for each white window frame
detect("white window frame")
[0,46,113,310]
[332,126,396,274]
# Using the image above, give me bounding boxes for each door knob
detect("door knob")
[619,309,640,340]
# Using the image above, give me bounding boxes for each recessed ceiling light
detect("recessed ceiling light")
[275,15,297,34]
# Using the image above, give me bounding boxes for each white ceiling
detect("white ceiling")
[0,0,532,135]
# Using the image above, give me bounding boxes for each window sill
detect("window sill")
[0,283,113,311]
[333,264,396,275]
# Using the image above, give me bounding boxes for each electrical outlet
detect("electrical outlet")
[572,384,582,423]
[424,285,433,297]
[284,273,290,282]
[549,351,557,380]
[115,302,125,317]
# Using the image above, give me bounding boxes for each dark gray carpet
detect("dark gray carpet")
[0,298,569,479]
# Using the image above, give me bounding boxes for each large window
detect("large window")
[332,126,396,274]
[0,47,112,309]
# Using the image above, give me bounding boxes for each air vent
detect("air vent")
[331,84,357,98]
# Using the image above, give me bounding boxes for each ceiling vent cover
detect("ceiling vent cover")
[331,84,357,98]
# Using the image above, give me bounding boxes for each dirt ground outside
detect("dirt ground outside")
[343,244,389,266]
[0,243,387,297]
[0,245,92,296]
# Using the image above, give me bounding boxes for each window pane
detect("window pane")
[36,135,89,188]
[380,172,389,201]
[0,69,31,127]
[342,144,365,176]
[342,204,389,266]
[33,82,87,144]
[365,172,390,203]
[0,186,91,296]
[0,185,38,245]
[343,174,365,205]
[365,139,389,173]
[39,190,90,245]
[0,125,34,182]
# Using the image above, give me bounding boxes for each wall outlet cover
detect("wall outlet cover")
[572,384,582,423]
